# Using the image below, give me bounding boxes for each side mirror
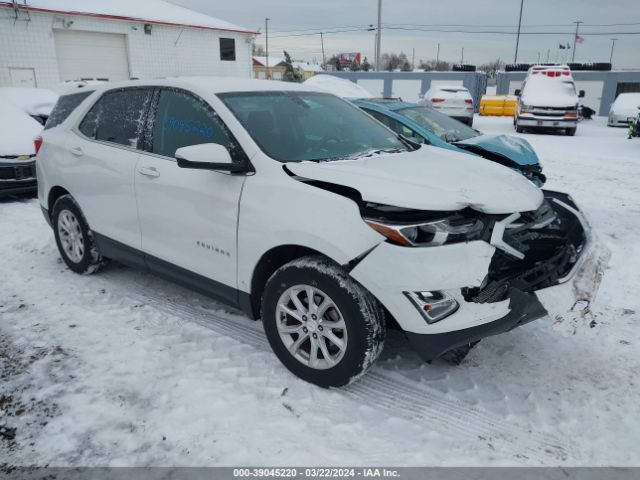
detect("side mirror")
[578,90,585,98]
[514,89,521,96]
[175,143,247,173]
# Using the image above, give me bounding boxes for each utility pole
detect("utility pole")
[609,38,618,64]
[546,49,550,63]
[436,43,440,66]
[571,20,583,62]
[412,47,415,70]
[320,32,326,69]
[265,17,270,79]
[514,0,524,63]
[460,47,464,65]
[537,51,541,63]
[376,0,382,71]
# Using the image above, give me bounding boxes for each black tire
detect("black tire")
[52,194,108,275]
[515,124,525,133]
[565,127,576,136]
[261,255,386,387]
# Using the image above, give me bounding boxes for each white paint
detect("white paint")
[54,30,131,82]
[574,80,604,110]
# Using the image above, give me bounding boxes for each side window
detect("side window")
[365,109,416,138]
[45,91,93,130]
[78,88,152,148]
[220,38,236,61]
[151,89,235,159]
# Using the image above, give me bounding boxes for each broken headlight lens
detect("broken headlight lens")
[365,214,485,247]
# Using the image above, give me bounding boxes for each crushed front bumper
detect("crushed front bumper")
[350,192,609,361]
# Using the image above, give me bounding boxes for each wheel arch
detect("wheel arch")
[244,244,328,320]
[47,186,71,219]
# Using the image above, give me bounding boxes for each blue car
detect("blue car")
[353,98,546,186]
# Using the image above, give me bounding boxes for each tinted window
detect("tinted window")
[45,91,93,130]
[220,92,406,162]
[364,109,418,138]
[398,106,478,142]
[220,38,236,61]
[151,89,235,158]
[79,88,152,148]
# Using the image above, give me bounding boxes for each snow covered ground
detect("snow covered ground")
[1,116,639,467]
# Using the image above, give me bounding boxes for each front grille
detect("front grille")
[0,164,36,181]
[463,196,586,303]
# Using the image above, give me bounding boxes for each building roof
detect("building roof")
[0,0,257,35]
[253,56,285,67]
[292,62,324,73]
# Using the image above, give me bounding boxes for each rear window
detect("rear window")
[79,88,152,148]
[44,91,93,130]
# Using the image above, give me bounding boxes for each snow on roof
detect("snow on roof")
[303,75,374,99]
[0,101,43,157]
[253,56,285,67]
[292,62,324,72]
[0,88,59,117]
[0,0,256,34]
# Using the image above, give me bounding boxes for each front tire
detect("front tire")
[261,256,385,387]
[52,194,107,274]
[565,127,576,136]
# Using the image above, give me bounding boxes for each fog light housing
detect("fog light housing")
[404,291,459,324]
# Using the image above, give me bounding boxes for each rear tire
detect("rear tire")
[52,194,108,275]
[261,255,385,387]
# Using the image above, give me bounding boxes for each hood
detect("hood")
[453,134,540,166]
[286,146,543,214]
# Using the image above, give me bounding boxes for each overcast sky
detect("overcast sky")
[171,0,640,68]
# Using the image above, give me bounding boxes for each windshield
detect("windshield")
[219,91,406,162]
[397,106,478,143]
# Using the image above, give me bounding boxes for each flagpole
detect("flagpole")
[571,21,583,62]
[514,0,524,63]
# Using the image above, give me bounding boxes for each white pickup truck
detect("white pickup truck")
[514,65,585,136]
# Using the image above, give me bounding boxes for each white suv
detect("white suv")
[37,78,606,387]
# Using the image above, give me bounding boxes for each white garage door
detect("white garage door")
[54,30,130,82]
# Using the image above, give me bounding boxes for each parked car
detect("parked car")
[36,78,606,387]
[608,93,640,127]
[0,102,42,196]
[0,87,59,125]
[514,65,584,136]
[353,98,546,186]
[419,85,474,126]
[304,74,374,99]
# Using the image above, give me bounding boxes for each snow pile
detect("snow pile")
[0,101,43,157]
[610,93,640,117]
[52,80,108,96]
[0,87,59,117]
[4,0,254,33]
[303,75,374,99]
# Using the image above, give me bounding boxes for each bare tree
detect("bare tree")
[479,59,506,79]
[381,52,410,71]
[252,44,266,56]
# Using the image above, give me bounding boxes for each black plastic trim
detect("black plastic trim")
[405,289,547,362]
[41,206,52,227]
[92,232,253,317]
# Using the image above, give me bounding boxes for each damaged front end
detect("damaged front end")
[350,190,609,362]
[463,191,588,304]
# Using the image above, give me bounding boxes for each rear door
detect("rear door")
[69,87,152,253]
[134,88,246,302]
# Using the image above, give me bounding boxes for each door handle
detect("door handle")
[138,166,160,178]
[70,147,84,157]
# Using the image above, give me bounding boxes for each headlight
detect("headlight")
[364,214,485,247]
[520,103,531,113]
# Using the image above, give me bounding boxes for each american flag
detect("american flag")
[576,35,585,44]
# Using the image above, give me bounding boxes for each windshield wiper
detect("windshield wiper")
[397,134,420,150]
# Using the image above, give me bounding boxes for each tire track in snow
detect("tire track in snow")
[109,270,572,464]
